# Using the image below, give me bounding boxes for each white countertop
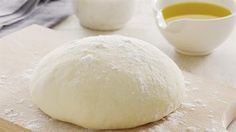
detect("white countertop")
[54,1,236,88]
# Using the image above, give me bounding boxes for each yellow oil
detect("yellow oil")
[162,2,232,22]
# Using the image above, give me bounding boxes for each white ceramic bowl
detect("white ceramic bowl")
[73,0,136,31]
[155,0,236,56]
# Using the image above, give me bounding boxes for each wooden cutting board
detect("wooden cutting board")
[0,118,30,132]
[0,25,236,132]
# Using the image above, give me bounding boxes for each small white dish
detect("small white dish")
[155,0,236,56]
[73,0,136,31]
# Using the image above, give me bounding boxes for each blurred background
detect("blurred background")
[0,0,73,37]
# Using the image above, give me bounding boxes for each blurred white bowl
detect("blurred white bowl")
[73,0,136,31]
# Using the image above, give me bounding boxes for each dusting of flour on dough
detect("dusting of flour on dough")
[31,35,185,130]
[80,54,95,64]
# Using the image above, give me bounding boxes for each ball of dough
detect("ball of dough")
[31,35,185,130]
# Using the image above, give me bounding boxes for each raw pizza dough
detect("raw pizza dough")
[31,35,185,129]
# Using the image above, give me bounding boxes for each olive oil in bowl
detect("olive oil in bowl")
[156,0,236,55]
[162,2,232,22]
